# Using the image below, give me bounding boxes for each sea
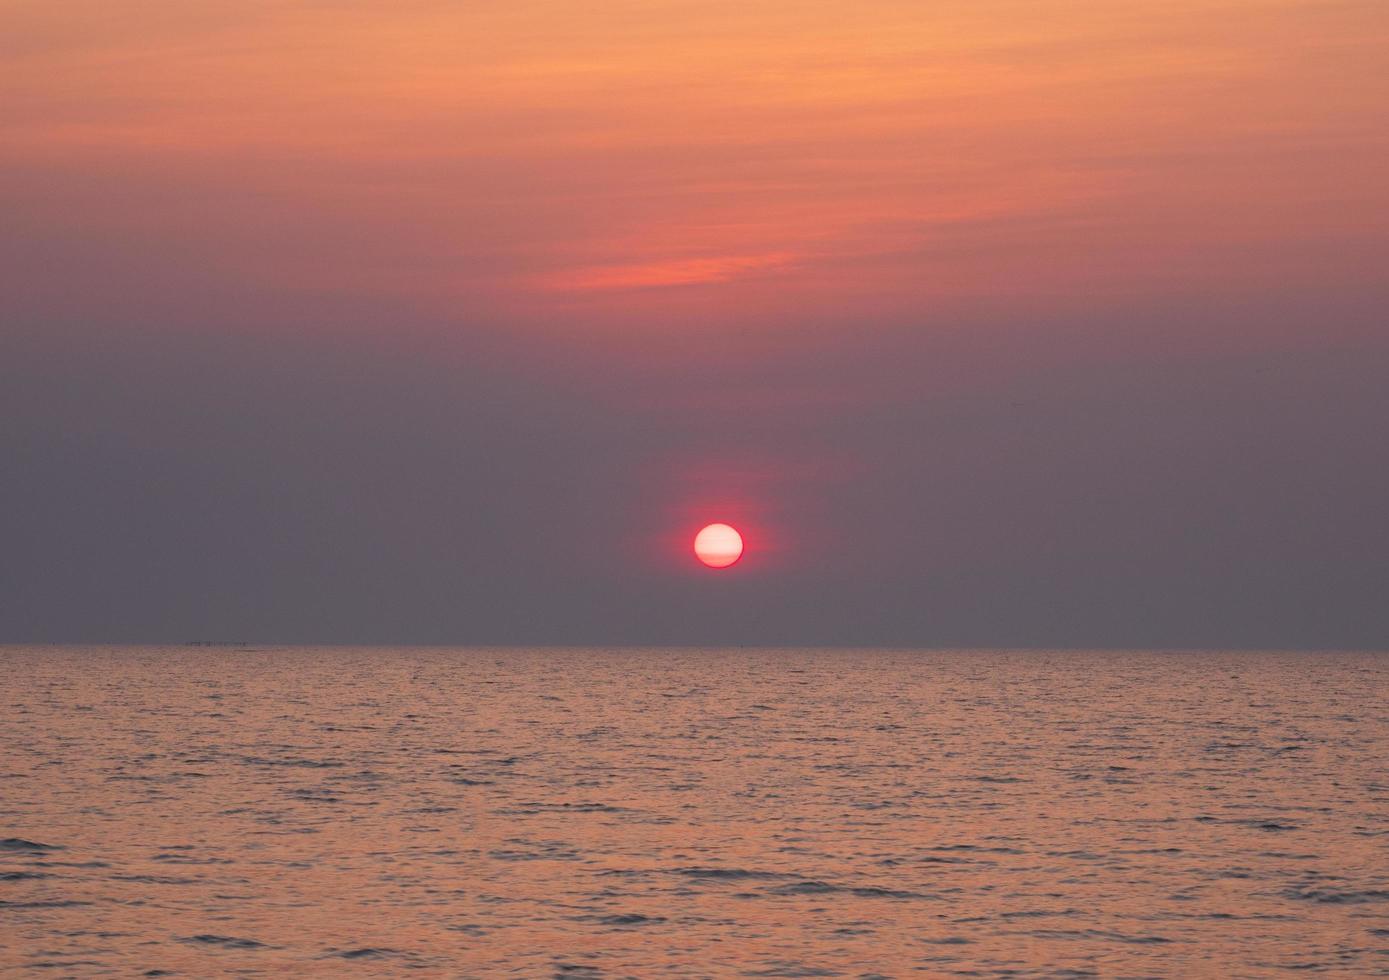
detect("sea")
[2,646,1386,977]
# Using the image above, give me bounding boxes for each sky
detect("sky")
[2,0,1387,647]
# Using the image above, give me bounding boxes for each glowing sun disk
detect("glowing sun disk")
[694,523,743,568]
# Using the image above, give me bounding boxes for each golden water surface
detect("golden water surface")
[2,647,1387,976]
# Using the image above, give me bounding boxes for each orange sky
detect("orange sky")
[3,1,1389,646]
[4,0,1386,332]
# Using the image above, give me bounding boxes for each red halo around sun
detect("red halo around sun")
[694,523,743,568]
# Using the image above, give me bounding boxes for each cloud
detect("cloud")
[546,251,797,291]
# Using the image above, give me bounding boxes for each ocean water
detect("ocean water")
[1,646,1387,977]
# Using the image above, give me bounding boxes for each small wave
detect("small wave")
[1020,928,1173,945]
[576,913,667,926]
[179,934,267,949]
[0,899,90,908]
[490,847,581,862]
[151,853,232,865]
[0,838,61,852]
[326,947,405,959]
[238,756,344,769]
[852,885,934,899]
[767,880,933,900]
[742,963,842,977]
[498,802,629,815]
[925,844,1025,855]
[1286,886,1389,904]
[672,867,792,880]
[770,880,838,895]
[111,874,200,885]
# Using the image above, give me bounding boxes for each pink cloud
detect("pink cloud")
[547,251,797,291]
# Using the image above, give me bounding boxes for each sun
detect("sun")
[694,523,743,568]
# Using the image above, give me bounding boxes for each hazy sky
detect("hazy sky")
[3,0,1386,646]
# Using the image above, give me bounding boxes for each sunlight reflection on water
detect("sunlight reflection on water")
[2,646,1387,975]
